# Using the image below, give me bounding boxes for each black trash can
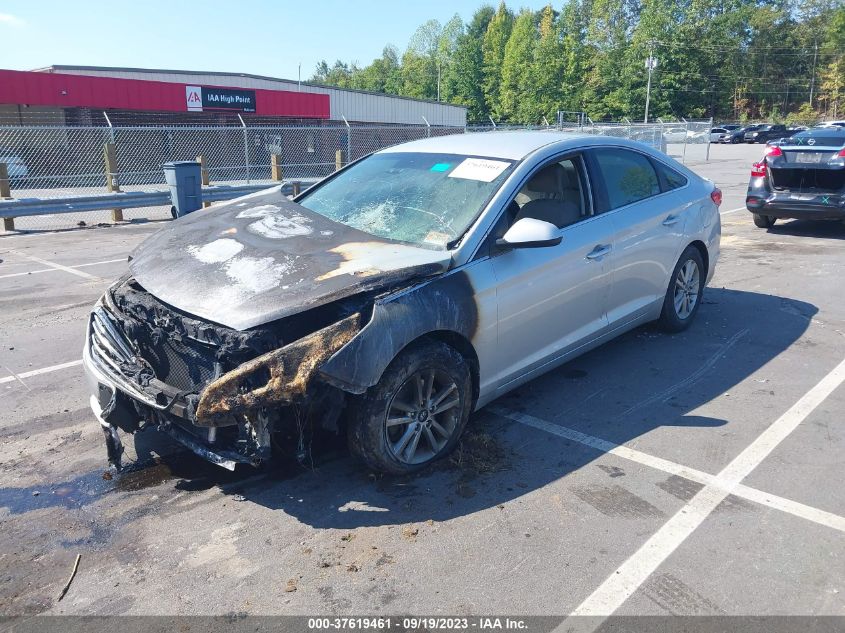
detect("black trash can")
[164,161,203,217]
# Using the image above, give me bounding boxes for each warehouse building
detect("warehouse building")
[0,65,467,127]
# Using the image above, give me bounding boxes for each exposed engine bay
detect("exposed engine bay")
[90,275,372,470]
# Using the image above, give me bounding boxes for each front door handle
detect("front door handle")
[586,244,612,260]
[662,214,680,226]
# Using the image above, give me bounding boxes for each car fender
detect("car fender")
[319,269,479,394]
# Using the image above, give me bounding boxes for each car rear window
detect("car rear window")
[653,161,688,191]
[787,132,845,148]
[591,148,661,210]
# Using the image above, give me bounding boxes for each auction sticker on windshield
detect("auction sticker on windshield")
[448,158,511,182]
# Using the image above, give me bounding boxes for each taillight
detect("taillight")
[838,148,845,157]
[751,162,767,177]
[765,145,783,157]
[710,188,722,206]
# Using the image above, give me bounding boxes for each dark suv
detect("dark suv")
[744,125,790,144]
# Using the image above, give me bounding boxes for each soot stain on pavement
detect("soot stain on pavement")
[571,483,666,519]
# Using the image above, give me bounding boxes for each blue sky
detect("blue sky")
[1,0,554,81]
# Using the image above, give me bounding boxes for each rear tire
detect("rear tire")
[658,246,705,333]
[753,213,776,228]
[347,340,472,475]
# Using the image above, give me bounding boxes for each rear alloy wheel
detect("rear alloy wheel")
[658,246,705,333]
[753,213,776,228]
[347,340,472,475]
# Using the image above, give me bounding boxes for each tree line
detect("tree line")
[311,0,845,124]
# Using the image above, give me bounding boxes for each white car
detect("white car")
[84,132,722,474]
[709,128,730,143]
[663,127,694,143]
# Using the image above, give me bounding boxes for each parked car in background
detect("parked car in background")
[709,128,731,143]
[0,150,28,183]
[662,127,697,143]
[746,127,845,228]
[813,121,845,129]
[744,124,791,144]
[726,125,763,143]
[84,132,721,474]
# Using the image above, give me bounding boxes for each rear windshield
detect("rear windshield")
[298,152,514,249]
[787,132,845,148]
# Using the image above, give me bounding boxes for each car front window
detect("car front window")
[298,152,514,249]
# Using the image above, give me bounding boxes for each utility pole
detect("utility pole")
[809,40,818,107]
[644,41,657,124]
[437,60,441,102]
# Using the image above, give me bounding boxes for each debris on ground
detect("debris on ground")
[401,525,419,539]
[284,578,297,592]
[102,471,113,481]
[340,533,354,542]
[57,554,81,601]
[346,563,360,572]
[448,430,507,474]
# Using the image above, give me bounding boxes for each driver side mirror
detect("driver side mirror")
[496,217,562,249]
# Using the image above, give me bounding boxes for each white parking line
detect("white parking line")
[564,354,845,621]
[493,406,845,534]
[7,250,104,281]
[0,359,83,385]
[0,258,125,280]
[720,206,746,215]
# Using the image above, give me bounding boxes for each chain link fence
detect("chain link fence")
[0,119,711,232]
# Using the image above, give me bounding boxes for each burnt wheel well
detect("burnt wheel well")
[688,240,709,277]
[419,331,480,407]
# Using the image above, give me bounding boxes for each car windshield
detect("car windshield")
[298,152,514,249]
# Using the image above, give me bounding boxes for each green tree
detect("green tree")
[443,5,496,121]
[529,5,566,123]
[352,46,402,93]
[436,14,465,101]
[500,10,537,122]
[482,2,514,120]
[559,0,590,116]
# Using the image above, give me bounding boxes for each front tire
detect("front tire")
[658,246,705,333]
[347,340,472,475]
[753,213,776,228]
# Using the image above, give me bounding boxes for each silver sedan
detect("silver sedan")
[84,132,722,474]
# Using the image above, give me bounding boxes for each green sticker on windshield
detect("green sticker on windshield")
[430,163,451,172]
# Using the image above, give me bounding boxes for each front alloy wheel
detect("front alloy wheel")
[386,369,460,465]
[348,340,472,474]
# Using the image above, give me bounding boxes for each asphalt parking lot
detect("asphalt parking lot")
[1,143,843,621]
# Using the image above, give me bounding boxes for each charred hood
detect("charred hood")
[128,187,451,330]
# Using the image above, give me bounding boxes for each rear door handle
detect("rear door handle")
[662,214,680,226]
[586,244,612,260]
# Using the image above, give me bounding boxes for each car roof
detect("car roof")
[376,130,599,161]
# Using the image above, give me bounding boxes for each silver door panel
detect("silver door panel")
[487,214,614,393]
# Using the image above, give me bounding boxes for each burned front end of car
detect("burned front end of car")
[83,276,366,470]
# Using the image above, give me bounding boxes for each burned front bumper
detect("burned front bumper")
[83,291,362,471]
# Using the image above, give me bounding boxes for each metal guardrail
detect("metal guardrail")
[0,181,313,219]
